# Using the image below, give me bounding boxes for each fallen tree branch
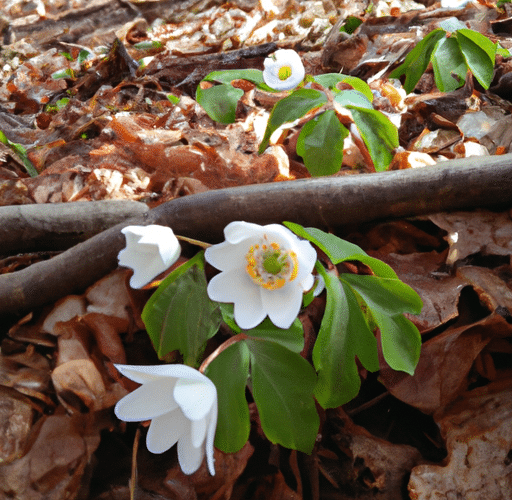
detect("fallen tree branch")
[1,153,512,317]
[0,200,149,255]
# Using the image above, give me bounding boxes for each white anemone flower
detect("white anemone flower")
[263,49,305,91]
[205,221,317,329]
[114,364,218,476]
[118,225,181,289]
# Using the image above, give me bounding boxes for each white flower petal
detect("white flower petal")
[177,431,205,475]
[114,378,179,421]
[207,268,255,304]
[190,417,207,448]
[118,225,180,289]
[263,49,305,91]
[223,221,265,244]
[261,284,303,329]
[174,378,216,421]
[146,409,189,454]
[204,239,248,272]
[114,363,205,385]
[205,397,217,476]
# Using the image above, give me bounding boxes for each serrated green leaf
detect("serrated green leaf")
[142,253,222,365]
[348,107,398,172]
[372,311,421,374]
[196,83,244,124]
[247,317,304,353]
[432,36,466,92]
[258,89,328,153]
[341,273,423,315]
[296,110,348,177]
[282,222,398,278]
[247,338,319,453]
[205,341,250,453]
[389,29,445,94]
[456,29,496,89]
[313,266,379,408]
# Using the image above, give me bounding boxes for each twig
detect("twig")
[1,153,512,317]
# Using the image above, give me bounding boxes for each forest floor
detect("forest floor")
[0,0,512,499]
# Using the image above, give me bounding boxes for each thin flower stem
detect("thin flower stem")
[199,332,248,373]
[176,235,211,249]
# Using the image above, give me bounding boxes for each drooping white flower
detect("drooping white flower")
[114,364,218,476]
[263,49,305,91]
[205,221,317,329]
[118,225,181,289]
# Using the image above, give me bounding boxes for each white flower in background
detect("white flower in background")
[118,225,181,289]
[205,221,317,329]
[263,49,305,91]
[114,364,218,476]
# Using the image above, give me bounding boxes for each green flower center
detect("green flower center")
[262,252,285,275]
[246,238,298,290]
[278,65,292,81]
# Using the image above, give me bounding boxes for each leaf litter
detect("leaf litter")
[0,0,512,498]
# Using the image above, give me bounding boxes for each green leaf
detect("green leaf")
[312,73,350,90]
[141,253,222,365]
[334,89,373,109]
[389,29,445,93]
[247,338,319,453]
[134,40,163,50]
[258,89,328,153]
[167,93,180,105]
[196,83,244,124]
[313,266,379,408]
[340,273,423,316]
[339,16,363,35]
[0,130,38,177]
[457,29,496,63]
[432,36,466,92]
[203,69,272,90]
[438,18,467,33]
[282,222,399,278]
[312,75,372,102]
[51,68,75,79]
[348,107,398,172]
[247,317,304,353]
[338,77,373,102]
[296,110,348,177]
[372,311,421,375]
[77,49,91,66]
[219,303,241,333]
[205,341,250,453]
[456,29,496,89]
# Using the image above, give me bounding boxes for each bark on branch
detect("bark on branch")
[1,153,512,317]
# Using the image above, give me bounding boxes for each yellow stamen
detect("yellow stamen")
[278,65,292,81]
[245,237,298,290]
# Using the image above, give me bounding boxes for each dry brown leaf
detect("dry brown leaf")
[409,380,512,499]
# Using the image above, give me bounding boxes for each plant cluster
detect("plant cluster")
[196,49,399,174]
[390,18,510,93]
[114,221,423,474]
